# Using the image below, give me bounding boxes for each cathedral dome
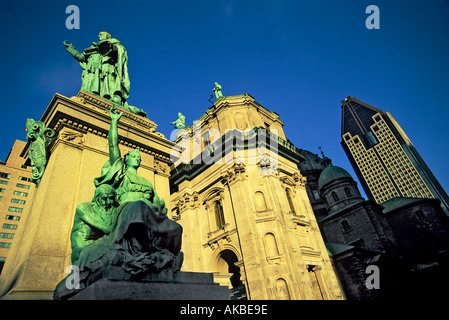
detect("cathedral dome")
[318,165,353,191]
[299,150,332,172]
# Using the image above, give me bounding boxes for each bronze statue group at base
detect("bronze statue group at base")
[53,106,183,300]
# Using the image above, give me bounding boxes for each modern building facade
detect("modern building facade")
[340,97,449,216]
[0,140,35,275]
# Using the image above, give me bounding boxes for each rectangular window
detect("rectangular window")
[10,199,26,205]
[0,232,14,239]
[0,188,5,193]
[2,224,18,230]
[13,191,28,197]
[0,242,11,248]
[341,220,351,232]
[18,176,31,182]
[8,207,23,213]
[16,183,30,190]
[0,172,11,179]
[5,215,20,221]
[0,180,8,185]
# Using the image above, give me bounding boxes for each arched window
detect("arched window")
[203,130,211,148]
[344,187,352,198]
[264,233,280,257]
[332,192,339,202]
[214,201,225,229]
[285,189,295,214]
[254,191,268,211]
[275,278,291,300]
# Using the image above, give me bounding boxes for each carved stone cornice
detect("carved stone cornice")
[173,191,200,215]
[257,156,279,176]
[280,172,307,189]
[293,172,307,188]
[221,162,247,185]
[51,117,172,163]
[75,91,158,132]
[204,226,236,250]
[36,91,175,166]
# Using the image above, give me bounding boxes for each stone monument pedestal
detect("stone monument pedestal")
[69,267,230,300]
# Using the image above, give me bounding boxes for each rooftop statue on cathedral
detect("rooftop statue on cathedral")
[63,31,147,118]
[170,112,186,129]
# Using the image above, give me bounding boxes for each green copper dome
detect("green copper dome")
[318,165,353,191]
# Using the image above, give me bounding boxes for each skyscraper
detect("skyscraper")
[340,96,449,216]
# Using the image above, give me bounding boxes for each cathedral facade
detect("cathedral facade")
[169,94,344,300]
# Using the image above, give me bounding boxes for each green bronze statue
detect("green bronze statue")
[170,112,186,129]
[54,106,183,300]
[25,119,56,186]
[213,82,223,99]
[70,184,118,266]
[63,31,147,117]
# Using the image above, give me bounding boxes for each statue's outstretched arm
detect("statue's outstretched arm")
[108,106,123,164]
[63,40,87,62]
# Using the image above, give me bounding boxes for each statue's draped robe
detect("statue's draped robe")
[74,38,130,103]
[67,37,148,117]
[73,158,182,285]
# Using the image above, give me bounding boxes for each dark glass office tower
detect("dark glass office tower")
[340,96,449,216]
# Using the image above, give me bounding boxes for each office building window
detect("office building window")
[13,191,28,197]
[5,215,20,221]
[0,180,8,185]
[2,224,18,230]
[10,198,26,205]
[8,207,23,213]
[16,183,30,190]
[0,233,14,239]
[0,172,11,179]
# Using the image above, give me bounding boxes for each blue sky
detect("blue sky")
[1,0,449,198]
